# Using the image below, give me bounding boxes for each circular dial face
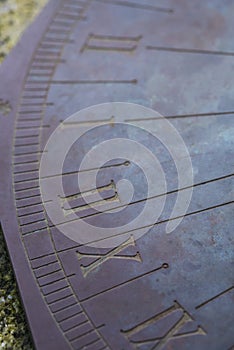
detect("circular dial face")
[0,0,233,349]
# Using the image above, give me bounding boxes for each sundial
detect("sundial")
[0,0,233,349]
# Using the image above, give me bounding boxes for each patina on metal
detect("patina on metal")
[0,0,233,349]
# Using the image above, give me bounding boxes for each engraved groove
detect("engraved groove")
[34,79,138,85]
[195,286,234,309]
[43,285,70,297]
[80,263,168,302]
[52,300,78,314]
[41,160,130,179]
[147,45,234,56]
[127,110,234,121]
[48,293,74,306]
[46,287,73,304]
[15,184,39,192]
[33,259,58,271]
[55,306,83,323]
[94,0,173,13]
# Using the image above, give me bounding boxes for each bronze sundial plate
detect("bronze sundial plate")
[0,0,233,349]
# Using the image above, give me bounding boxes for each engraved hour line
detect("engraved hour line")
[195,285,234,309]
[63,318,89,334]
[29,61,57,68]
[72,340,102,350]
[53,173,234,227]
[69,325,105,344]
[63,2,86,11]
[32,60,65,66]
[77,236,142,277]
[125,110,234,121]
[39,274,75,288]
[57,200,233,250]
[93,0,173,13]
[47,292,74,307]
[33,259,58,270]
[38,43,65,49]
[80,33,142,53]
[28,72,54,77]
[51,19,79,27]
[80,263,168,302]
[22,82,49,90]
[35,49,60,56]
[66,320,92,338]
[46,287,75,303]
[50,79,138,85]
[29,252,56,264]
[36,266,62,279]
[56,13,86,21]
[122,300,206,350]
[146,45,234,57]
[55,309,84,324]
[60,180,119,216]
[60,115,115,128]
[60,315,88,333]
[20,102,54,107]
[23,80,138,85]
[14,143,39,149]
[41,160,130,180]
[58,7,86,16]
[18,110,43,115]
[52,300,78,314]
[15,187,40,196]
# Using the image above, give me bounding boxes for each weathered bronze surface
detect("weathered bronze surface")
[0,0,233,349]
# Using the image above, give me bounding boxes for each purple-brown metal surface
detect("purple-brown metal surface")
[0,0,233,349]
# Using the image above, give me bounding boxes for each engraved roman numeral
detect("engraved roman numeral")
[80,33,142,53]
[122,301,206,349]
[77,236,142,277]
[60,180,119,216]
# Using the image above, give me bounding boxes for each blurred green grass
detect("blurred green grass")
[0,0,47,62]
[0,228,34,349]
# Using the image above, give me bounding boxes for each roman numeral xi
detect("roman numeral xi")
[122,300,206,349]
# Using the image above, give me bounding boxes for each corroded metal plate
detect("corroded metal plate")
[0,0,233,349]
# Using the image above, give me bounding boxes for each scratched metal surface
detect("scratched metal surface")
[0,0,233,349]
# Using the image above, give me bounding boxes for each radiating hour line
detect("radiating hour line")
[56,200,233,250]
[80,263,169,302]
[195,286,234,309]
[50,79,138,85]
[146,45,234,57]
[126,111,234,121]
[41,160,130,179]
[94,0,173,13]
